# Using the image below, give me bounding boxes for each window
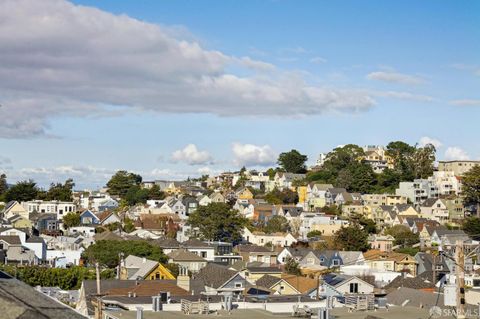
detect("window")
[235,282,243,288]
[201,251,207,258]
[332,259,340,266]
[349,283,359,293]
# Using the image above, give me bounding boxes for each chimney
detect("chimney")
[142,257,146,264]
[176,266,191,292]
[136,307,143,319]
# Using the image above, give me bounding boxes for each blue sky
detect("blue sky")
[0,0,479,189]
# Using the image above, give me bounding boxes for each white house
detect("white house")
[242,227,297,247]
[22,200,76,220]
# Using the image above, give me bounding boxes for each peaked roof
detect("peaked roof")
[124,255,158,280]
[194,263,238,289]
[167,249,206,262]
[105,280,189,297]
[256,274,282,288]
[0,235,21,245]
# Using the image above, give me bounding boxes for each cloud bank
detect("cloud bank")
[0,0,376,138]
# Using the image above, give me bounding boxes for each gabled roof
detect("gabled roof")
[156,238,181,249]
[256,274,282,288]
[420,198,442,208]
[124,255,158,280]
[167,249,206,262]
[194,263,238,289]
[182,238,211,248]
[0,235,21,245]
[282,274,318,294]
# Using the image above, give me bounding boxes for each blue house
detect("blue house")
[79,210,100,225]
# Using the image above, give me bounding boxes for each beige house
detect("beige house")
[364,250,417,276]
[2,201,29,220]
[368,234,394,252]
[438,160,480,176]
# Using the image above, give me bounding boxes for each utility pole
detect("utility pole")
[455,240,465,319]
[432,253,436,285]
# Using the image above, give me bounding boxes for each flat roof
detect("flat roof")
[104,306,443,319]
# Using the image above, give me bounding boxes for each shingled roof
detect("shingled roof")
[194,263,238,289]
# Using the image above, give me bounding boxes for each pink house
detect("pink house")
[368,234,395,252]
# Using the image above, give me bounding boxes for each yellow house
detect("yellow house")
[311,223,344,236]
[236,187,254,200]
[121,255,175,280]
[297,186,307,207]
[145,263,175,280]
[2,201,29,220]
[245,267,282,283]
[397,205,419,217]
[10,216,33,229]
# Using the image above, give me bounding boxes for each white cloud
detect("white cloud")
[449,99,480,106]
[366,71,426,85]
[10,165,115,189]
[419,136,442,149]
[370,90,433,102]
[310,56,327,64]
[232,143,277,167]
[444,147,470,161]
[450,63,480,76]
[0,0,375,138]
[171,144,213,165]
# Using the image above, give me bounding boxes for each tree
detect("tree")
[0,173,7,200]
[83,240,167,268]
[463,217,480,240]
[462,165,480,216]
[106,170,142,197]
[45,178,75,201]
[264,216,289,234]
[124,185,150,206]
[384,225,419,246]
[148,185,165,200]
[264,188,299,205]
[412,144,436,179]
[62,212,81,229]
[187,202,248,242]
[4,180,38,202]
[285,257,301,275]
[123,217,136,233]
[349,214,377,234]
[334,224,369,251]
[277,150,308,173]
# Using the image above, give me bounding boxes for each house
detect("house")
[21,200,76,220]
[299,250,343,269]
[320,273,374,297]
[79,209,100,225]
[120,255,175,280]
[6,215,32,229]
[0,235,37,265]
[277,247,312,264]
[194,263,246,296]
[156,238,181,255]
[243,265,282,283]
[96,211,121,226]
[420,198,449,223]
[97,199,119,212]
[181,238,216,261]
[197,194,211,206]
[274,172,306,189]
[209,192,225,203]
[254,274,316,295]
[242,227,297,247]
[364,250,418,276]
[252,203,275,222]
[167,249,207,273]
[170,199,187,219]
[134,213,180,236]
[234,244,277,264]
[1,201,29,220]
[438,160,480,176]
[35,213,60,233]
[415,252,449,282]
[368,234,394,252]
[235,187,254,200]
[182,197,198,218]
